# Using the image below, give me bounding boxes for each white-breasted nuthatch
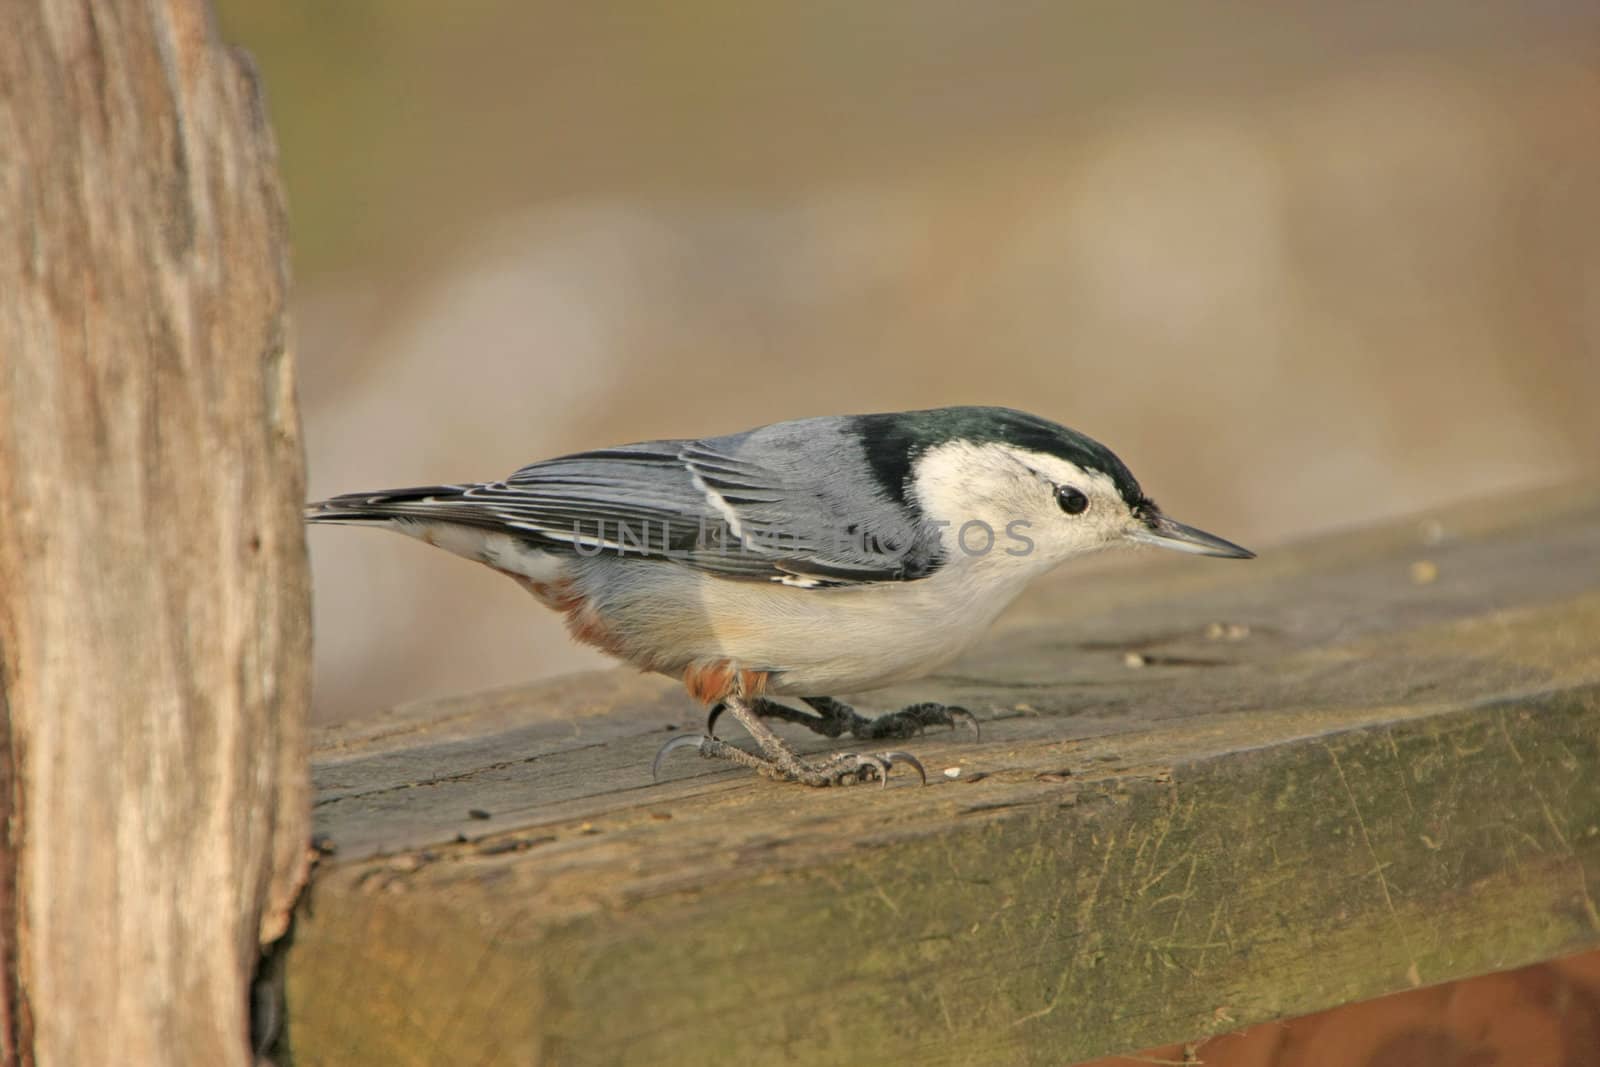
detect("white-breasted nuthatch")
[305,406,1253,787]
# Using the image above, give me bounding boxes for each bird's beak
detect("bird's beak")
[1128,510,1255,559]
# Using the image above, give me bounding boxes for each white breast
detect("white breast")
[403,514,1049,697]
[688,551,1039,695]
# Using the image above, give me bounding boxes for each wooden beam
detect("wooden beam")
[0,2,309,1063]
[291,486,1600,1065]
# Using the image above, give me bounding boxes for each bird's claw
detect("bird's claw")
[835,750,927,788]
[885,702,979,741]
[653,730,927,788]
[945,706,981,741]
[712,696,981,743]
[652,732,712,780]
[879,750,928,787]
[704,701,726,739]
[677,696,938,787]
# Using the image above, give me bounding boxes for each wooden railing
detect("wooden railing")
[289,485,1600,1065]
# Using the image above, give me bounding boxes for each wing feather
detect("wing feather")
[306,435,937,585]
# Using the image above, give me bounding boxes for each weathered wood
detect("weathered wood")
[291,485,1600,1065]
[0,2,310,1064]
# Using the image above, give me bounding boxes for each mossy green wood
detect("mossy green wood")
[287,486,1600,1065]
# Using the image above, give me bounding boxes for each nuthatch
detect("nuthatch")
[306,406,1253,787]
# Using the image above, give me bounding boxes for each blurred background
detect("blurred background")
[216,2,1600,727]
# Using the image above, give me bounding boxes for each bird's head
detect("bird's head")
[868,407,1254,573]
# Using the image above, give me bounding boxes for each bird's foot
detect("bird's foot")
[809,696,981,741]
[706,695,979,742]
[652,733,926,788]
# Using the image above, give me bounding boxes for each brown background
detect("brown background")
[1091,950,1600,1067]
[215,2,1600,728]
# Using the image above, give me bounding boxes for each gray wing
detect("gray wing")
[306,421,939,586]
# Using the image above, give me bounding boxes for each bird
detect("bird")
[304,406,1253,787]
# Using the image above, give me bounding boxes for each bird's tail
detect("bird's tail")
[303,485,506,531]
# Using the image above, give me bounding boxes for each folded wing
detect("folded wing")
[305,436,935,587]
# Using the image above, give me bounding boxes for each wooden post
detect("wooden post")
[0,2,310,1064]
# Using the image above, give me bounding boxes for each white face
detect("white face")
[910,440,1140,574]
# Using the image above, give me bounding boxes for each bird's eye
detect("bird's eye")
[1056,486,1089,515]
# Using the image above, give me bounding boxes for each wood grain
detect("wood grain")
[289,486,1600,1065]
[0,2,310,1063]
